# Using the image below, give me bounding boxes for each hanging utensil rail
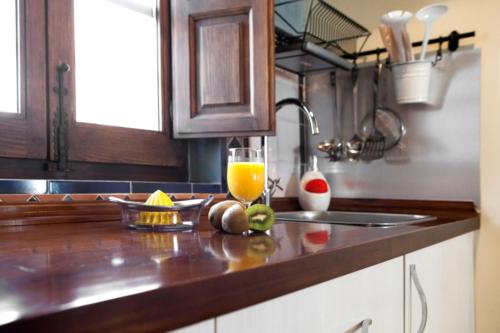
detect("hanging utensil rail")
[346,30,475,59]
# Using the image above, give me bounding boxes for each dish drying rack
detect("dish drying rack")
[275,0,370,73]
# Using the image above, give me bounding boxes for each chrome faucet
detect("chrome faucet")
[275,98,320,135]
[263,98,320,206]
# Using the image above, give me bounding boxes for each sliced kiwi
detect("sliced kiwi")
[246,204,275,231]
[247,234,276,258]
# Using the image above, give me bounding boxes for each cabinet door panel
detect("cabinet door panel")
[217,257,404,333]
[172,0,275,138]
[405,232,475,333]
[195,15,247,110]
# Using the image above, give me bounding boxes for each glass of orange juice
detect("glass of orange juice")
[227,148,265,207]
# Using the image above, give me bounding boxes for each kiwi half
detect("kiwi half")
[246,204,275,231]
[247,234,276,257]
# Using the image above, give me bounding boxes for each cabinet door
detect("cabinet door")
[405,232,475,333]
[171,0,275,138]
[168,319,214,333]
[217,257,404,333]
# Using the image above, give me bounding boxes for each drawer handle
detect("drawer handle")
[360,318,372,333]
[410,264,428,333]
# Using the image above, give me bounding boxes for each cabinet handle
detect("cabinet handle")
[410,264,428,333]
[360,318,372,333]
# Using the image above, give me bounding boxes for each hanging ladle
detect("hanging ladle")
[330,71,346,161]
[345,64,363,161]
[416,4,448,61]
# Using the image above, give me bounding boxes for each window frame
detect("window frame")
[47,0,185,167]
[0,0,187,181]
[0,0,48,160]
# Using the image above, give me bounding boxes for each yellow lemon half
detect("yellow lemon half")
[138,190,182,225]
[145,190,174,206]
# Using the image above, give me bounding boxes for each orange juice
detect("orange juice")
[227,162,265,204]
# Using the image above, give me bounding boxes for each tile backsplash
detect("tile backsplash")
[0,179,223,196]
[0,180,48,194]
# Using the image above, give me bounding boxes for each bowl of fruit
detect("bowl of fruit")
[109,190,213,231]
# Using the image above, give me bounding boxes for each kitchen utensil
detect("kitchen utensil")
[330,141,345,161]
[361,60,385,161]
[316,139,344,161]
[360,107,406,151]
[378,24,400,63]
[109,195,214,231]
[361,64,405,151]
[380,10,413,63]
[346,66,363,161]
[317,140,335,154]
[331,71,346,162]
[401,28,413,61]
[416,4,448,60]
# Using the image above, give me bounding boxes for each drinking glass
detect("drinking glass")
[227,148,265,207]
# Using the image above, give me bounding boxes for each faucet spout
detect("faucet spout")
[262,98,320,207]
[275,98,320,135]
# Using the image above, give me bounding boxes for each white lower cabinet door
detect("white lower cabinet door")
[405,232,475,333]
[216,257,404,333]
[168,319,215,333]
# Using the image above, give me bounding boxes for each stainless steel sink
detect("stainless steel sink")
[275,211,436,227]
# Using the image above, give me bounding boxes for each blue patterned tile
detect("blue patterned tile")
[0,180,47,194]
[188,138,223,183]
[131,182,191,194]
[192,183,222,194]
[49,181,130,194]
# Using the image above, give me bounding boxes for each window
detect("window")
[74,0,161,131]
[0,1,47,160]
[0,0,185,180]
[0,0,19,114]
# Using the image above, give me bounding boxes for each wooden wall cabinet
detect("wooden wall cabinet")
[171,0,275,138]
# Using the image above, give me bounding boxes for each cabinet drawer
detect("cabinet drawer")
[217,257,404,333]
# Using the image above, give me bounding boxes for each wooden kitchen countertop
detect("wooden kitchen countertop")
[0,198,479,333]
